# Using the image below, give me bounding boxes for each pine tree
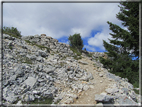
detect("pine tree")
[100,2,139,88]
[68,33,83,51]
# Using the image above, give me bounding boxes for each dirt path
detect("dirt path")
[71,56,116,104]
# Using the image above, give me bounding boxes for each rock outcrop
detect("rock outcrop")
[22,34,74,56]
[1,34,141,106]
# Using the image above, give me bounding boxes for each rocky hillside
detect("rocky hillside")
[2,34,141,106]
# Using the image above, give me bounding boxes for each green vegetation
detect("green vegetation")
[70,47,82,56]
[9,45,13,50]
[133,89,139,95]
[22,97,53,104]
[68,33,83,56]
[86,53,93,58]
[16,55,33,64]
[22,57,33,64]
[93,63,96,66]
[25,40,50,53]
[60,62,66,67]
[74,55,82,60]
[99,2,139,88]
[3,26,22,39]
[68,33,83,51]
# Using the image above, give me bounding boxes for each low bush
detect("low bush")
[3,26,22,39]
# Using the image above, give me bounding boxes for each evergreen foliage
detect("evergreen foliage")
[99,2,139,88]
[68,33,83,52]
[3,26,22,39]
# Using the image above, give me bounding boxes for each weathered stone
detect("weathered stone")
[36,56,44,62]
[4,92,17,103]
[38,50,47,57]
[44,67,55,74]
[121,88,129,95]
[77,84,84,90]
[66,93,78,99]
[29,94,35,101]
[64,97,74,104]
[41,34,46,37]
[99,73,103,77]
[24,77,37,88]
[79,60,88,65]
[105,88,119,94]
[117,95,137,104]
[95,94,114,103]
[83,85,89,91]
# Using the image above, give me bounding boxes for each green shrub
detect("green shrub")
[3,26,22,39]
[70,47,82,56]
[68,33,83,52]
[74,55,82,60]
[9,45,13,50]
[86,53,93,57]
[22,97,53,104]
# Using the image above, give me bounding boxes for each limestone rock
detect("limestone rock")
[24,77,37,88]
[95,94,114,103]
[79,60,88,65]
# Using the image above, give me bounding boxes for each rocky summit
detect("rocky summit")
[1,34,141,106]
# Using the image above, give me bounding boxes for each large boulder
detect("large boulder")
[95,94,114,103]
[38,50,48,57]
[23,77,37,89]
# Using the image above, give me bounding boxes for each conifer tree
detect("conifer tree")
[100,2,139,87]
[68,33,83,51]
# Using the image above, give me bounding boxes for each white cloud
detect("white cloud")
[88,28,112,50]
[3,3,121,39]
[84,45,96,52]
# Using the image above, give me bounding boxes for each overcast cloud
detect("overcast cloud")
[3,2,123,51]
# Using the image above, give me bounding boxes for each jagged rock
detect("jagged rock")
[4,92,17,103]
[117,95,137,104]
[44,67,56,74]
[83,85,89,91]
[95,94,114,103]
[36,56,44,62]
[27,54,37,60]
[38,50,48,57]
[23,77,37,89]
[66,93,78,99]
[64,97,74,104]
[105,88,119,95]
[79,60,88,65]
[99,73,103,77]
[3,34,15,40]
[36,64,43,72]
[121,88,129,95]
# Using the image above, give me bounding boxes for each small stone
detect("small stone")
[90,85,95,89]
[83,85,89,91]
[99,73,103,77]
[96,102,103,107]
[78,60,88,65]
[109,78,112,81]
[100,81,103,83]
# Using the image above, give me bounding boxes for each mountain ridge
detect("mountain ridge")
[1,33,141,106]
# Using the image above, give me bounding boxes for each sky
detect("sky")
[2,1,126,52]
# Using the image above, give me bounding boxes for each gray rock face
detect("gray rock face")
[117,95,137,104]
[95,94,114,103]
[24,77,37,89]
